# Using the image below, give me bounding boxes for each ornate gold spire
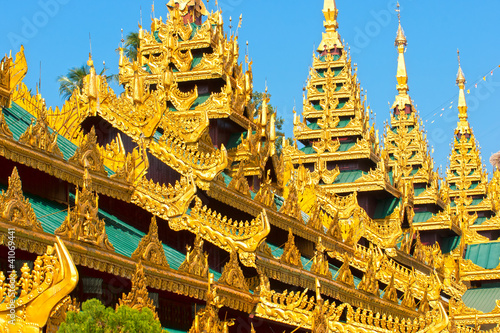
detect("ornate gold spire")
[456,50,468,122]
[318,0,343,51]
[395,2,409,100]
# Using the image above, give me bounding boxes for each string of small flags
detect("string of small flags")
[423,64,500,124]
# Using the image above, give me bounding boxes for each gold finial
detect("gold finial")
[395,2,407,47]
[394,2,409,102]
[318,0,342,51]
[456,50,468,121]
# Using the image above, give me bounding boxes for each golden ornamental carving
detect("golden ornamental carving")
[254,170,277,209]
[0,111,13,137]
[279,179,303,221]
[55,169,114,251]
[169,81,198,111]
[178,234,209,278]
[218,250,249,291]
[336,252,355,287]
[69,127,106,174]
[313,131,341,154]
[310,156,341,185]
[46,296,80,333]
[280,229,303,268]
[19,106,63,158]
[0,167,42,231]
[0,46,27,108]
[321,192,365,246]
[255,275,316,329]
[170,196,270,267]
[357,255,380,296]
[131,217,169,268]
[132,174,196,219]
[401,274,417,309]
[187,274,234,333]
[117,261,158,319]
[382,273,398,303]
[227,162,251,196]
[310,238,332,279]
[311,280,330,333]
[0,237,78,333]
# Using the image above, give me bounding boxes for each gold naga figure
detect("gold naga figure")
[0,237,78,333]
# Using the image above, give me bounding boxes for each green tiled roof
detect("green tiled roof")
[374,197,400,219]
[336,118,350,128]
[441,236,460,254]
[307,121,321,130]
[164,329,187,333]
[226,131,256,150]
[413,211,433,223]
[462,284,500,313]
[319,54,340,61]
[465,241,500,269]
[474,217,488,225]
[414,187,426,196]
[5,183,221,279]
[191,54,203,69]
[450,197,484,207]
[299,142,355,155]
[333,170,365,184]
[191,93,210,109]
[2,102,114,175]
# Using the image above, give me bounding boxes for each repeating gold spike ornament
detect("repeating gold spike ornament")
[131,216,169,268]
[0,167,42,231]
[218,250,249,291]
[187,274,234,333]
[68,127,106,174]
[179,234,209,278]
[0,46,27,108]
[19,106,63,158]
[280,229,303,268]
[117,261,158,319]
[55,169,114,251]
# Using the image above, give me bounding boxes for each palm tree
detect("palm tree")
[124,32,140,62]
[57,64,117,101]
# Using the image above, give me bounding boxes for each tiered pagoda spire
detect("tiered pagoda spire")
[383,8,459,247]
[445,53,500,242]
[282,1,409,250]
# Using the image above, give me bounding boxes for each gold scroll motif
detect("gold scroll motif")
[117,261,158,319]
[55,169,114,251]
[131,216,169,268]
[0,167,42,231]
[170,197,270,267]
[0,237,78,333]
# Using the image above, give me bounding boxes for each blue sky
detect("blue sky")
[1,0,500,176]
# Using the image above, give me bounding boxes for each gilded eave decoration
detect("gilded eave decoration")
[280,229,303,268]
[117,261,159,319]
[131,216,169,268]
[218,250,249,291]
[0,237,78,333]
[187,274,235,333]
[170,196,270,267]
[0,167,42,231]
[69,127,106,174]
[178,234,209,278]
[19,105,63,159]
[55,169,114,251]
